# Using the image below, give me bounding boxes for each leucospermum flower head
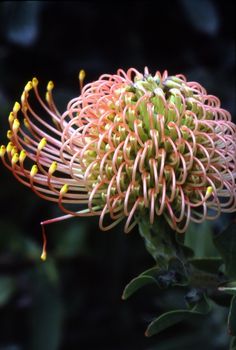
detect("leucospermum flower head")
[1,68,236,239]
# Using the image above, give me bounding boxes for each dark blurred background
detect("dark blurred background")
[0,1,235,350]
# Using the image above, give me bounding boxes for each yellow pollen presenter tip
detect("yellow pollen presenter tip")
[0,145,6,157]
[13,101,21,113]
[41,251,47,261]
[24,81,33,92]
[38,137,47,151]
[60,183,69,195]
[19,150,27,162]
[32,77,39,87]
[49,161,57,175]
[47,81,54,91]
[12,119,20,132]
[206,186,213,198]
[8,112,15,124]
[30,164,38,177]
[79,69,86,82]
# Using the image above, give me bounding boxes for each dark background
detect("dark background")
[0,1,235,350]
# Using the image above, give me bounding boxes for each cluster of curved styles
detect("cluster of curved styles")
[1,67,236,247]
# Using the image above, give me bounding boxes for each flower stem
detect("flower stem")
[138,216,186,269]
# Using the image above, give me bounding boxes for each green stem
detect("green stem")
[138,216,187,269]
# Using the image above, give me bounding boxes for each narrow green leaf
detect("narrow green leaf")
[218,281,236,295]
[145,295,211,337]
[122,275,157,300]
[122,265,163,300]
[228,296,236,336]
[145,310,192,337]
[140,265,163,278]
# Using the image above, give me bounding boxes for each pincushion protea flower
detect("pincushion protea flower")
[1,68,236,245]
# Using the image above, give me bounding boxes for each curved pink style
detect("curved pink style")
[1,67,236,238]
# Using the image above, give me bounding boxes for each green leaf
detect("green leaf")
[122,266,162,300]
[0,276,16,306]
[145,310,192,337]
[218,281,236,295]
[214,221,236,279]
[122,275,157,300]
[188,257,223,274]
[145,295,211,337]
[228,296,236,336]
